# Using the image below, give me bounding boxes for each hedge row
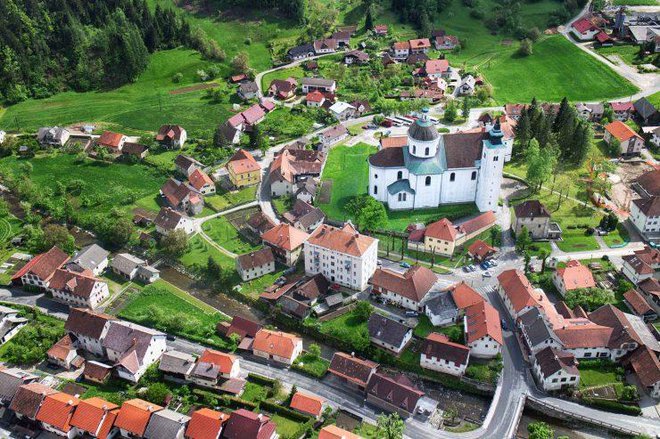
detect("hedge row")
[582,398,642,416]
[247,373,276,387]
[260,400,312,423]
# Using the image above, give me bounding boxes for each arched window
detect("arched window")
[374,186,378,194]
[425,176,432,186]
[413,145,417,154]
[450,172,456,182]
[397,171,403,180]
[425,147,429,156]
[471,171,477,180]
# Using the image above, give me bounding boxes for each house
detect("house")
[0,305,28,346]
[305,222,378,291]
[611,101,635,121]
[154,207,195,236]
[595,31,613,46]
[306,90,326,107]
[217,316,263,342]
[114,399,163,438]
[11,246,69,289]
[374,24,388,35]
[269,148,326,197]
[365,373,423,417]
[424,291,459,327]
[368,314,412,354]
[96,131,127,152]
[160,350,196,383]
[289,392,325,419]
[9,382,58,421]
[35,392,80,438]
[319,425,362,439]
[571,18,600,40]
[532,347,580,392]
[282,199,325,233]
[110,253,160,283]
[552,260,596,296]
[174,155,203,177]
[588,304,654,360]
[0,368,38,405]
[64,308,114,357]
[247,211,276,236]
[67,244,109,276]
[344,50,369,65]
[294,178,318,203]
[327,352,378,391]
[625,346,660,399]
[69,397,119,439]
[467,239,497,262]
[236,247,276,281]
[420,332,470,376]
[314,38,338,54]
[160,178,204,215]
[457,75,476,96]
[48,269,110,309]
[238,81,259,100]
[185,408,229,439]
[622,247,660,284]
[332,30,351,46]
[188,169,216,195]
[288,43,315,61]
[0,130,5,144]
[624,289,657,321]
[423,59,449,79]
[409,38,431,53]
[301,78,336,94]
[37,126,70,147]
[464,301,503,358]
[329,101,356,121]
[630,169,660,242]
[253,328,303,364]
[513,200,561,240]
[268,77,298,100]
[83,361,113,384]
[319,124,349,147]
[222,409,277,439]
[518,307,562,355]
[156,125,187,149]
[651,126,660,148]
[351,100,372,117]
[144,409,190,439]
[370,265,436,311]
[227,149,261,188]
[634,97,659,126]
[497,269,556,320]
[261,223,309,266]
[604,120,644,156]
[434,35,459,50]
[102,320,167,382]
[47,334,82,370]
[575,103,604,121]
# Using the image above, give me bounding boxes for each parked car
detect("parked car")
[405,311,419,317]
[480,262,489,270]
[400,261,411,269]
[468,264,476,272]
[500,319,508,331]
[483,271,492,278]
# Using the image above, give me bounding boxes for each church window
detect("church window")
[413,145,417,154]
[374,174,378,179]
[494,156,499,161]
[425,176,431,186]
[425,147,429,156]
[471,171,477,180]
[397,171,403,180]
[450,172,456,182]
[374,186,378,194]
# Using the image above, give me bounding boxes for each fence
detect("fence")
[318,302,355,322]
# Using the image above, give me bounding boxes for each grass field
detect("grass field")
[0,49,234,137]
[180,235,237,269]
[202,215,262,254]
[204,186,257,212]
[595,44,648,67]
[579,360,624,389]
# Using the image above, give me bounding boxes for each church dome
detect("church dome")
[408,109,439,142]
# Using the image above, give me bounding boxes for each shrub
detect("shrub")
[172,73,183,83]
[248,373,276,387]
[582,398,641,416]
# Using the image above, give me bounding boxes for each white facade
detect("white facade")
[155,215,195,236]
[630,200,660,237]
[380,290,423,311]
[0,131,5,144]
[468,335,502,359]
[304,237,378,291]
[371,330,412,354]
[106,335,167,382]
[41,422,78,438]
[532,361,580,391]
[237,260,276,281]
[253,340,303,365]
[622,259,654,284]
[50,280,109,310]
[420,352,468,376]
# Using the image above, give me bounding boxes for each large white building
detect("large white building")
[368,110,510,212]
[304,222,378,291]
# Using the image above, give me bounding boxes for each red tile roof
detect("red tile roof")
[185,408,229,439]
[605,120,641,142]
[307,223,376,257]
[624,289,654,316]
[370,265,436,303]
[241,104,266,125]
[327,352,378,388]
[422,333,470,366]
[611,101,634,112]
[319,425,363,439]
[289,392,325,417]
[424,59,449,75]
[188,169,214,191]
[261,223,309,251]
[198,349,238,375]
[222,409,276,439]
[573,18,598,34]
[11,246,69,282]
[380,136,407,149]
[114,399,163,436]
[49,269,102,299]
[628,346,660,388]
[393,41,410,50]
[409,38,431,48]
[554,323,613,349]
[498,269,541,313]
[556,260,596,291]
[457,211,497,235]
[70,397,118,436]
[306,91,326,103]
[156,125,185,142]
[35,392,80,433]
[253,329,301,360]
[47,334,76,361]
[465,300,503,345]
[97,131,125,149]
[227,149,260,175]
[450,282,484,309]
[9,382,57,420]
[467,239,497,260]
[424,218,457,241]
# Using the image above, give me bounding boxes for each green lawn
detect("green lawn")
[204,186,257,212]
[293,352,330,378]
[180,235,237,270]
[202,215,262,254]
[272,414,305,437]
[595,44,650,67]
[602,223,630,248]
[579,360,624,389]
[0,49,233,137]
[117,280,230,349]
[414,317,464,343]
[318,309,370,350]
[241,382,269,403]
[0,310,65,366]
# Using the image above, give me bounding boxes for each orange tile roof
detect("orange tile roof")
[380,136,407,149]
[425,218,457,242]
[307,223,376,257]
[449,282,484,309]
[624,289,654,316]
[605,120,641,142]
[11,246,69,282]
[47,334,76,361]
[556,260,596,291]
[185,408,229,439]
[306,91,326,103]
[35,392,80,433]
[289,392,325,417]
[370,266,436,303]
[227,149,260,175]
[97,131,125,149]
[188,168,214,191]
[319,424,363,439]
[467,239,497,259]
[198,349,238,375]
[457,211,497,235]
[497,269,541,313]
[425,59,449,75]
[253,329,301,360]
[114,399,163,436]
[465,300,503,345]
[70,397,118,436]
[96,409,119,439]
[261,223,309,251]
[409,38,431,48]
[554,323,613,349]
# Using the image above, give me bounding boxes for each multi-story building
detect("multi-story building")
[532,347,580,391]
[370,265,436,311]
[227,149,261,188]
[420,333,470,376]
[11,246,70,289]
[48,269,109,309]
[464,301,503,358]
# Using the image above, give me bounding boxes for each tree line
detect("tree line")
[0,0,191,104]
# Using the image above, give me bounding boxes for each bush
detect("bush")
[248,373,276,387]
[172,72,183,83]
[582,398,641,416]
[259,400,312,422]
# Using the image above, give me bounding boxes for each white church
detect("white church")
[368,110,512,212]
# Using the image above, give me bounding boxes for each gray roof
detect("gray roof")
[408,118,439,142]
[387,179,416,195]
[0,305,19,317]
[239,81,259,94]
[325,293,344,307]
[191,362,220,380]
[137,265,160,276]
[111,253,144,275]
[519,307,555,349]
[368,314,411,347]
[425,292,458,321]
[69,244,109,272]
[0,368,38,402]
[634,97,657,120]
[159,351,196,376]
[144,409,190,439]
[102,321,164,368]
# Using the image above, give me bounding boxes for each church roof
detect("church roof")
[368,146,404,168]
[404,147,444,174]
[388,179,416,195]
[443,131,487,169]
[408,109,439,142]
